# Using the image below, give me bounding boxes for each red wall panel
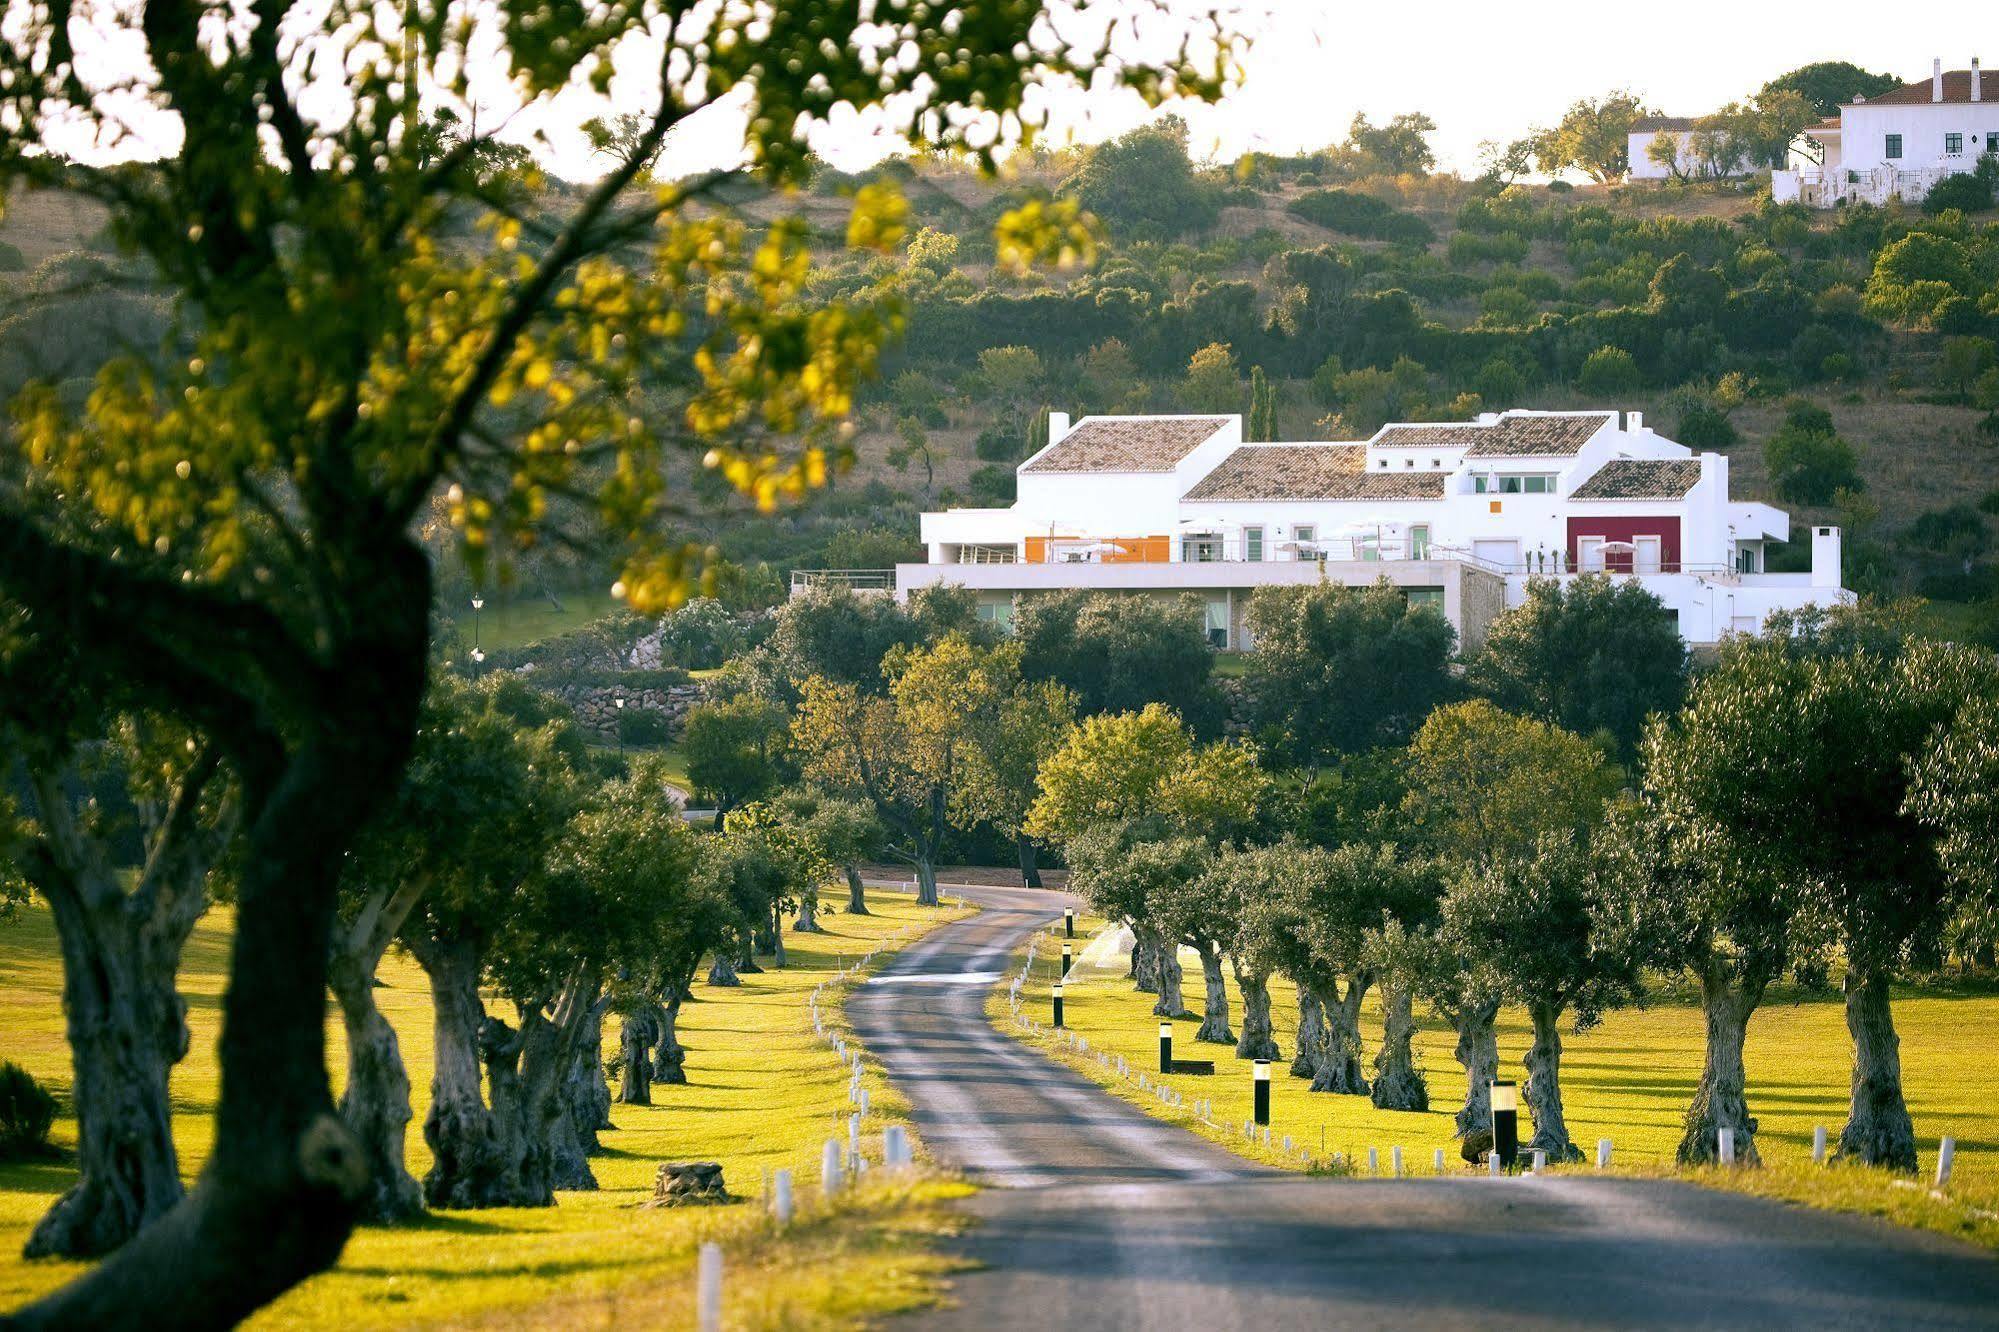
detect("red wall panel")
[1565,516,1681,573]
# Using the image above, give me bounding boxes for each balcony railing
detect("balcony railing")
[791,568,896,593]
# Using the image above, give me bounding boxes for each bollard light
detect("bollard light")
[1253,1059,1272,1126]
[1159,1021,1174,1074]
[1061,941,1073,976]
[1052,983,1065,1029]
[1064,907,1075,938]
[1490,1080,1520,1170]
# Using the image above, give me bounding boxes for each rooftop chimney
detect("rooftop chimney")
[1934,58,1944,102]
[1974,57,1983,103]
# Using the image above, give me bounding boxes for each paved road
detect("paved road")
[845,885,1999,1331]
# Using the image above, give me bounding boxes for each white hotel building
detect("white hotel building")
[802,409,1849,652]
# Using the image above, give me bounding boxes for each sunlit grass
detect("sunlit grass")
[996,920,1999,1248]
[458,590,623,653]
[0,891,974,1327]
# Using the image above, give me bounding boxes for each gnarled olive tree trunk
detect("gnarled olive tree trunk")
[1370,984,1427,1112]
[1309,978,1371,1094]
[1149,932,1187,1019]
[1449,997,1501,1137]
[1678,961,1765,1166]
[19,752,227,1260]
[421,959,604,1209]
[912,854,941,908]
[1523,1000,1582,1162]
[767,901,788,967]
[1130,928,1160,994]
[793,887,823,933]
[1231,961,1280,1062]
[23,865,195,1259]
[568,1008,612,1155]
[1291,988,1326,1079]
[1192,943,1233,1043]
[1837,969,1917,1172]
[844,866,870,915]
[415,936,508,1209]
[652,991,688,1086]
[616,1009,656,1106]
[706,946,741,987]
[327,875,429,1224]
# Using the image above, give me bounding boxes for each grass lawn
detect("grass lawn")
[997,920,1999,1250]
[1,891,975,1328]
[459,590,624,653]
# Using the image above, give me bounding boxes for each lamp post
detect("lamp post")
[1052,983,1064,1029]
[1158,1021,1173,1074]
[469,596,485,675]
[614,695,626,760]
[1253,1059,1271,1127]
[1063,908,1074,938]
[1060,941,1072,977]
[1490,1079,1520,1171]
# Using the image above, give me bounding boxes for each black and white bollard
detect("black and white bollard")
[1253,1059,1272,1127]
[1159,1021,1174,1074]
[1052,983,1065,1029]
[1490,1079,1519,1170]
[1064,908,1075,938]
[1061,941,1073,976]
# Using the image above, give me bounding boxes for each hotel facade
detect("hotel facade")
[801,409,1850,652]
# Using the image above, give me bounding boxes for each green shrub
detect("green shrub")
[0,241,24,274]
[1922,169,1996,216]
[1576,345,1643,396]
[0,1061,58,1162]
[967,464,1016,506]
[1765,399,1864,505]
[1903,503,1990,555]
[617,707,675,746]
[1676,401,1739,448]
[1286,189,1434,245]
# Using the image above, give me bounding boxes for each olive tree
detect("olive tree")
[1442,832,1634,1162]
[4,715,236,1260]
[1908,691,1999,969]
[331,679,575,1221]
[1650,615,1996,1170]
[1401,700,1619,1135]
[792,636,1019,906]
[0,2,1226,1318]
[680,696,793,829]
[785,790,885,917]
[959,679,1078,888]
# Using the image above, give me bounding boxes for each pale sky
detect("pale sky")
[36,1,1995,179]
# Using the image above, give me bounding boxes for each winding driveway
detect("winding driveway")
[845,884,1999,1331]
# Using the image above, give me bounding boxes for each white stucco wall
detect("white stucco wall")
[1835,101,1998,172]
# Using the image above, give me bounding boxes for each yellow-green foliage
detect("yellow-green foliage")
[1000,923,1999,1248]
[0,892,971,1327]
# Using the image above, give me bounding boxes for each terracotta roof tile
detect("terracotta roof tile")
[1570,458,1703,500]
[1856,71,1993,107]
[1184,445,1446,501]
[1374,412,1611,458]
[1021,416,1230,474]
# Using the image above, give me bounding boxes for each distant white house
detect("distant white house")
[1774,58,1997,207]
[794,409,1852,651]
[1627,117,1760,181]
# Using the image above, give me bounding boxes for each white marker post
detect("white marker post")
[1937,1137,1957,1189]
[883,1125,909,1168]
[773,1168,795,1224]
[1597,1138,1612,1169]
[1530,1148,1547,1173]
[1367,1147,1379,1175]
[1813,1125,1829,1164]
[1488,1151,1501,1177]
[696,1242,722,1332]
[1434,1147,1446,1174]
[822,1138,844,1197]
[1392,1146,1404,1177]
[1718,1127,1735,1166]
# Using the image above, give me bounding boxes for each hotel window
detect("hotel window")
[1183,536,1223,563]
[1946,132,1964,155]
[1204,596,1230,649]
[1988,133,1998,155]
[1244,525,1264,562]
[1410,525,1431,560]
[1885,133,1903,159]
[1405,588,1445,613]
[1475,474,1555,494]
[975,597,1015,633]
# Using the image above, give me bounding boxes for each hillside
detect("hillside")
[5,128,1997,638]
